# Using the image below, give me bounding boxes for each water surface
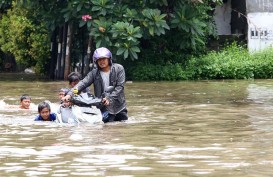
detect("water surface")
[0,74,273,177]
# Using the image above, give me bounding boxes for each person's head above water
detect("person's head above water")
[38,101,51,121]
[34,101,57,121]
[20,94,31,109]
[68,72,82,87]
[58,88,69,100]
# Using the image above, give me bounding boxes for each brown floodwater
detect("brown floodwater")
[0,73,273,176]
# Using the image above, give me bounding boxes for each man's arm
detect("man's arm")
[67,70,95,96]
[63,71,95,102]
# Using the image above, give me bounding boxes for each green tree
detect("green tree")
[0,4,50,73]
[0,0,222,79]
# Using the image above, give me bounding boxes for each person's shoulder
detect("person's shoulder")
[34,115,42,121]
[112,63,124,70]
[7,105,30,110]
[50,113,57,121]
[50,113,57,118]
[112,63,123,67]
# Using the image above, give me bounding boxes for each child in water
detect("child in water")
[19,94,32,109]
[58,88,69,102]
[68,72,90,94]
[34,101,57,121]
[6,94,32,110]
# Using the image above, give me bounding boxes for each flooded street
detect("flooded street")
[1,74,273,176]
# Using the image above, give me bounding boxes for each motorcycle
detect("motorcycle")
[57,86,114,124]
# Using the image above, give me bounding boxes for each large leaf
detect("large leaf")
[142,9,169,36]
[117,47,126,55]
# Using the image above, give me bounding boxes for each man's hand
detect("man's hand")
[102,98,110,106]
[61,95,72,102]
[61,101,72,108]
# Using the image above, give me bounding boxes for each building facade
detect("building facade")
[247,0,273,52]
[214,0,273,52]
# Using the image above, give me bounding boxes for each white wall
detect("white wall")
[213,0,232,35]
[248,12,273,52]
[246,0,273,13]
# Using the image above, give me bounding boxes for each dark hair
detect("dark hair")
[38,101,51,113]
[20,94,31,102]
[68,72,82,84]
[59,88,69,95]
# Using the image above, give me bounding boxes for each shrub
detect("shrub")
[129,43,273,81]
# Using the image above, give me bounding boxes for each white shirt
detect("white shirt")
[100,70,110,91]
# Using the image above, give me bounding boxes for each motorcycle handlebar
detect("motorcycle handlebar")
[61,86,114,108]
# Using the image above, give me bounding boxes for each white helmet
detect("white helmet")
[92,47,112,63]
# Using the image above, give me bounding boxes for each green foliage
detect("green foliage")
[142,9,170,36]
[170,3,212,50]
[0,0,222,73]
[0,4,50,73]
[251,48,273,79]
[0,0,12,13]
[128,43,273,81]
[186,43,253,79]
[91,0,114,16]
[148,0,168,6]
[91,17,113,48]
[131,63,186,81]
[73,0,214,60]
[111,21,142,59]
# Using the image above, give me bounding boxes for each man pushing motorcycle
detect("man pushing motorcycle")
[62,47,128,123]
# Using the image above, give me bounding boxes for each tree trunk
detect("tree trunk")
[60,23,68,80]
[55,26,63,80]
[80,27,86,74]
[64,23,73,80]
[49,28,58,80]
[83,35,92,76]
[83,22,93,77]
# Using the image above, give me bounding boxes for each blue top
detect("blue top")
[34,113,57,121]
